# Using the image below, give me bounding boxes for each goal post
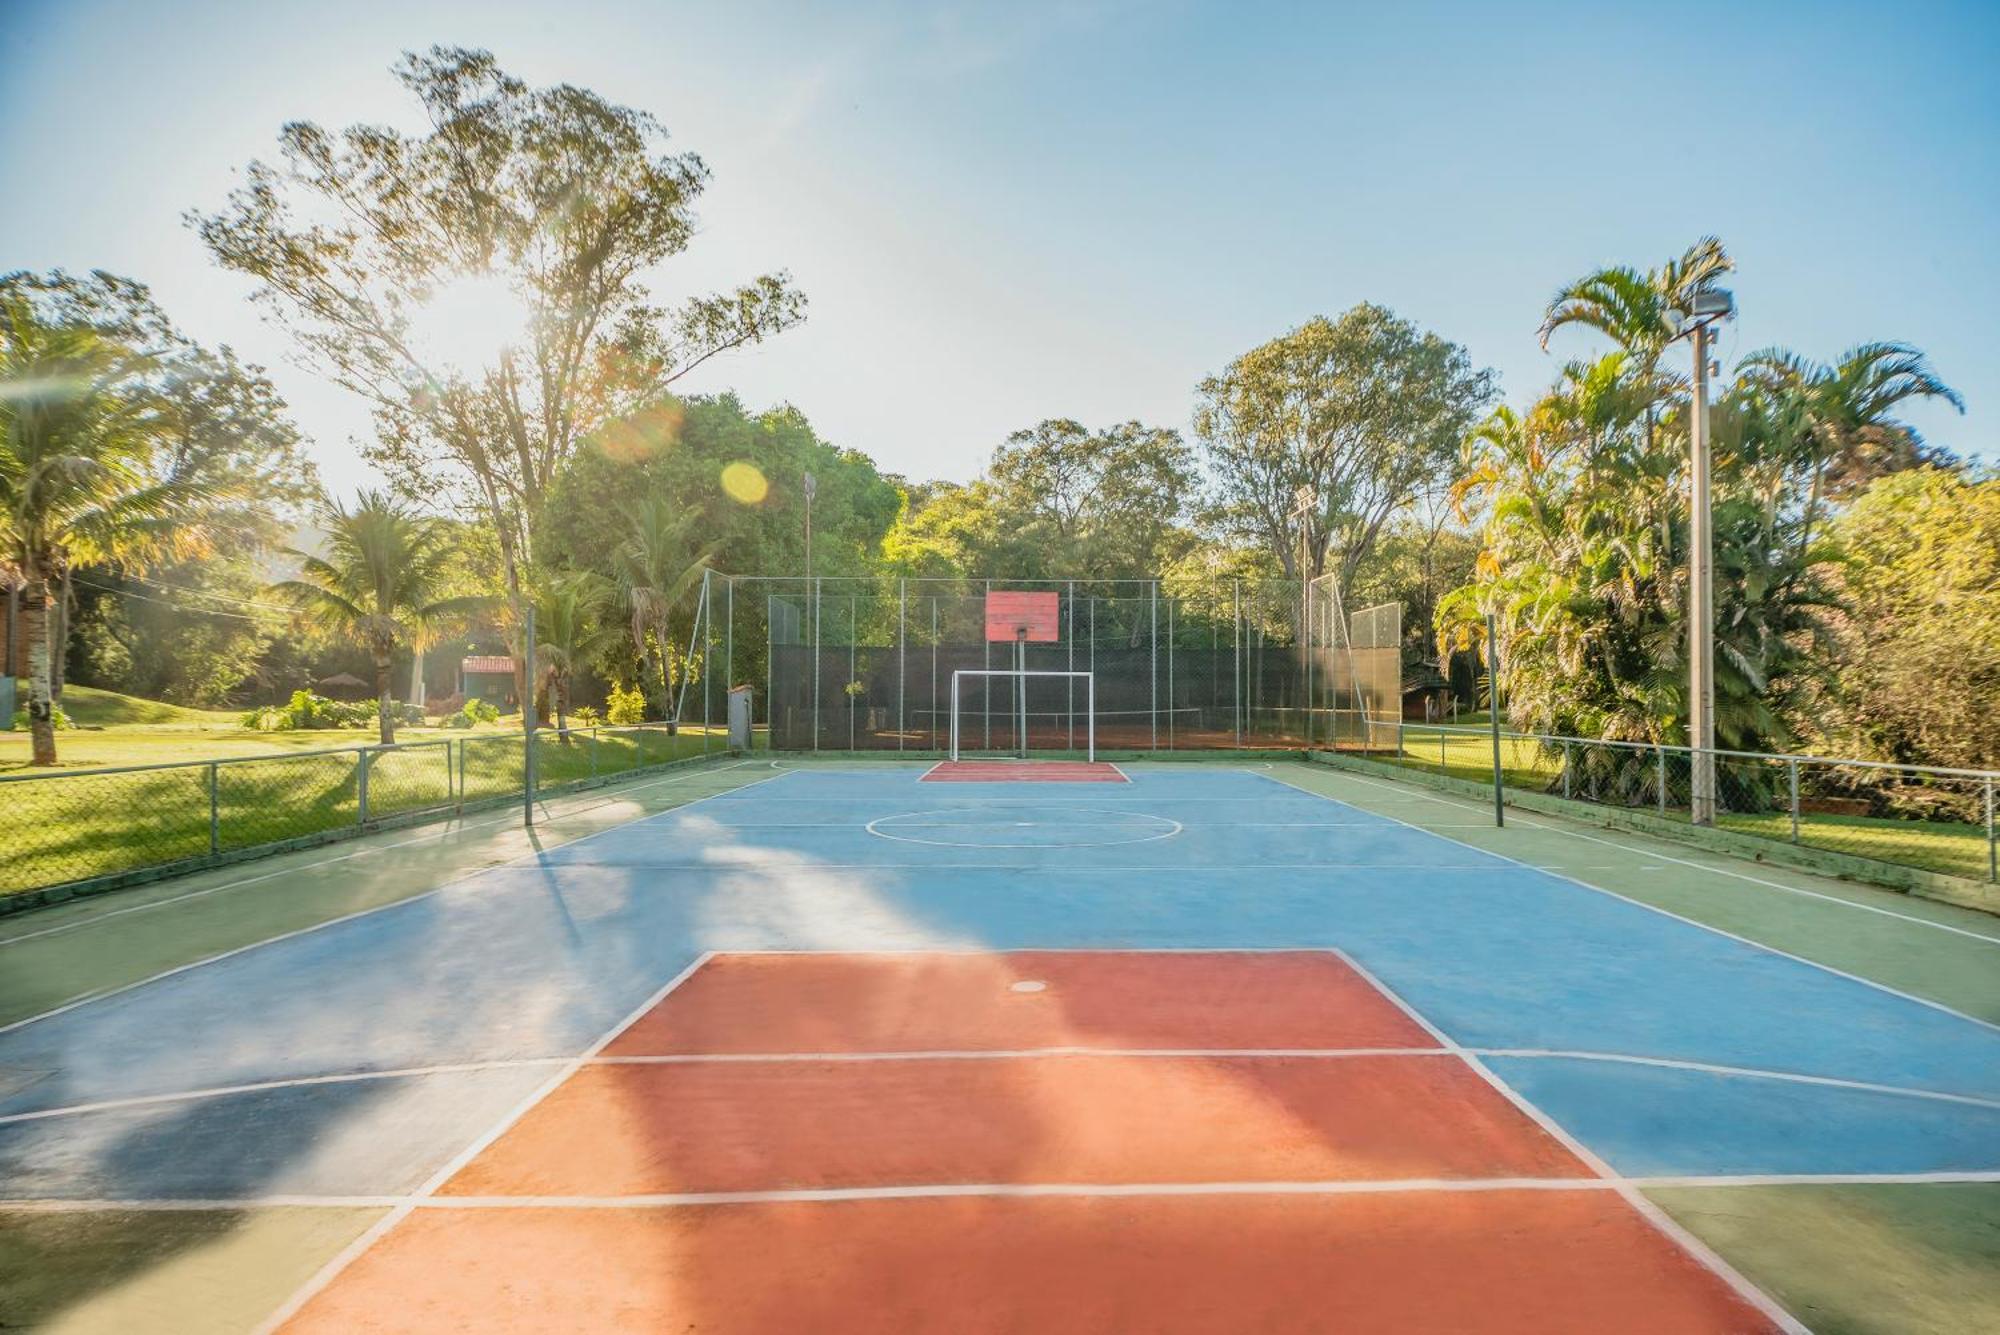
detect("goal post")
[950,670,1095,762]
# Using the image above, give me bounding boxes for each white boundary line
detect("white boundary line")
[1301,764,2000,944]
[14,1042,2000,1129]
[1271,766,2000,1037]
[0,758,761,950]
[250,950,720,1334]
[12,1171,2000,1214]
[0,764,783,1038]
[864,806,1182,849]
[1328,947,1809,1334]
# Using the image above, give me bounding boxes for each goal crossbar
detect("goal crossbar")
[949,669,1095,762]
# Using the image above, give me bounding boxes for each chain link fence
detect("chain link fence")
[0,723,726,904]
[725,574,1402,754]
[1390,723,2000,886]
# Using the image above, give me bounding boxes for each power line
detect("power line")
[109,569,304,615]
[69,576,288,625]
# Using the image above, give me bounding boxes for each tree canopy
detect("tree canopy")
[1195,304,1494,600]
[193,46,806,606]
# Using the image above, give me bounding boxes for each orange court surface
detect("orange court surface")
[281,950,1782,1333]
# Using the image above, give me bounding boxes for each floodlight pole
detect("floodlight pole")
[802,471,816,580]
[1677,292,1731,826]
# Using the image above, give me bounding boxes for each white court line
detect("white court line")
[18,1042,2000,1129]
[0,1058,575,1125]
[13,1170,2000,1214]
[251,950,720,1334]
[0,757,762,950]
[1274,766,2000,1037]
[490,860,1511,872]
[0,765,784,1038]
[1473,1049,2000,1112]
[1311,765,2000,945]
[1330,947,1809,1335]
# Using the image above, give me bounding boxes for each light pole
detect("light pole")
[1674,288,1733,826]
[802,471,817,578]
[1290,486,1317,746]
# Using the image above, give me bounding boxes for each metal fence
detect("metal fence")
[718,574,1402,755]
[1389,722,2000,886]
[0,723,725,903]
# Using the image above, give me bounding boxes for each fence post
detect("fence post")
[589,726,598,781]
[208,761,220,855]
[1788,759,1800,843]
[1561,741,1571,799]
[358,748,372,826]
[1438,728,1446,773]
[1987,776,1996,883]
[1485,613,1503,828]
[524,604,538,826]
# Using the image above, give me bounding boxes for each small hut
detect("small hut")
[315,672,371,702]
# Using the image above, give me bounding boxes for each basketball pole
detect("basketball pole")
[1016,628,1028,757]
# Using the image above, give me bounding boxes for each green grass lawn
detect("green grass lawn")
[0,687,732,896]
[1386,724,1994,884]
[2,685,532,773]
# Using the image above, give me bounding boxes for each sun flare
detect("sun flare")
[409,271,531,375]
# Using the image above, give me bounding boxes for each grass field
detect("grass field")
[0,688,731,896]
[1389,723,1995,884]
[0,685,527,773]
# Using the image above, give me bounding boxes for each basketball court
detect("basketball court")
[5,761,1999,1331]
[3,586,1998,1332]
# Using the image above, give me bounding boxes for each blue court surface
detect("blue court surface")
[2,760,1997,1331]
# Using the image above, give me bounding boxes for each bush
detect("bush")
[570,704,602,727]
[425,691,466,717]
[10,704,73,731]
[440,697,499,729]
[240,689,389,732]
[605,682,649,726]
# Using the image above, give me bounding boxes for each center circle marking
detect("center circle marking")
[865,805,1183,849]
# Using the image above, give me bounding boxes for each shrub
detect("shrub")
[425,691,465,717]
[10,704,73,731]
[465,697,500,724]
[570,704,602,727]
[606,682,649,726]
[239,689,387,732]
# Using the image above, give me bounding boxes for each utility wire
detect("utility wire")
[69,576,289,625]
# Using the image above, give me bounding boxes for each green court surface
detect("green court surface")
[1649,1184,2000,1335]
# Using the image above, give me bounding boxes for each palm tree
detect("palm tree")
[1538,236,1734,368]
[1736,342,1962,557]
[1537,237,1735,455]
[531,570,621,735]
[0,295,208,765]
[272,492,488,744]
[610,496,710,729]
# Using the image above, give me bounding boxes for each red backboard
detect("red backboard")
[985,590,1061,642]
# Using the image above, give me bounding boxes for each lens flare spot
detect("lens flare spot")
[721,461,769,505]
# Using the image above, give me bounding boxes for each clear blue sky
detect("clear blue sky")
[3,0,1995,495]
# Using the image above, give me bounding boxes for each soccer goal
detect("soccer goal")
[949,670,1096,762]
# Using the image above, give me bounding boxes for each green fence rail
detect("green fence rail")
[1387,723,2000,886]
[0,723,727,903]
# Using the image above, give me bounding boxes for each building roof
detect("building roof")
[461,655,514,675]
[316,672,368,688]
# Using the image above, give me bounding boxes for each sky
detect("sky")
[2,0,1996,497]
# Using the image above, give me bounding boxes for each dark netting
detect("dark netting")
[737,575,1400,755]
